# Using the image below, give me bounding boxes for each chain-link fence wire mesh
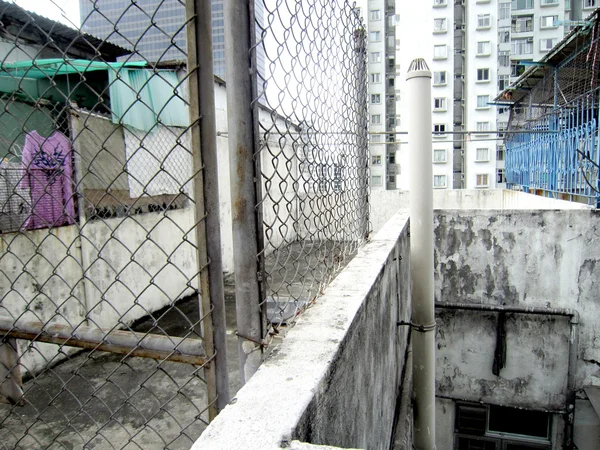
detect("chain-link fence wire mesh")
[506,27,600,202]
[0,1,229,448]
[248,0,369,329]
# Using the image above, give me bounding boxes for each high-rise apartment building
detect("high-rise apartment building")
[79,0,265,80]
[368,0,588,190]
[365,0,398,190]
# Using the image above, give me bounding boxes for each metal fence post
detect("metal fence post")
[354,26,370,240]
[186,0,230,418]
[223,0,266,384]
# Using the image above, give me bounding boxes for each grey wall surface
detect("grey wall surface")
[193,211,412,450]
[433,209,600,448]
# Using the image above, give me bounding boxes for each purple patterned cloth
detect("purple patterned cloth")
[20,131,75,229]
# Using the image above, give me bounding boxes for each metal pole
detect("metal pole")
[224,0,265,383]
[68,107,95,324]
[0,317,208,365]
[354,26,369,240]
[186,0,230,418]
[406,58,436,450]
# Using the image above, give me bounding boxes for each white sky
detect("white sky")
[11,0,80,29]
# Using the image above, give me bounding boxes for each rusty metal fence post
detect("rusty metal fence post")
[186,0,230,417]
[223,0,267,384]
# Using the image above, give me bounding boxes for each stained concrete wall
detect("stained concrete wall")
[0,208,197,375]
[433,209,600,448]
[193,211,412,450]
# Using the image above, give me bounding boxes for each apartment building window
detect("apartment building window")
[565,0,571,8]
[476,41,491,56]
[371,175,383,186]
[499,3,511,19]
[512,38,533,55]
[541,0,558,4]
[370,31,381,42]
[512,15,533,32]
[370,9,381,20]
[433,71,447,85]
[372,134,382,143]
[387,35,395,48]
[477,68,490,82]
[512,0,533,9]
[511,60,529,76]
[388,77,395,88]
[498,75,509,91]
[476,174,490,187]
[497,121,508,138]
[497,145,505,161]
[370,52,381,63]
[455,403,551,449]
[388,116,396,127]
[388,15,397,27]
[540,38,557,52]
[433,175,447,188]
[371,73,381,83]
[499,50,510,67]
[434,124,446,136]
[497,169,506,183]
[433,149,447,163]
[433,0,447,6]
[434,18,447,33]
[434,97,447,111]
[433,44,448,59]
[371,94,381,104]
[498,26,510,43]
[498,106,509,114]
[371,155,382,165]
[477,95,490,109]
[387,174,396,184]
[584,0,597,8]
[540,15,558,28]
[476,148,490,161]
[477,14,491,29]
[371,114,381,124]
[476,121,490,133]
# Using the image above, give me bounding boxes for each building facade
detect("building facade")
[365,0,398,190]
[79,0,265,80]
[368,0,592,190]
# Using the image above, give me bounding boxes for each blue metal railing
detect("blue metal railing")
[505,93,600,205]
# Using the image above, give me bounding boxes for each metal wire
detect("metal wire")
[0,1,227,448]
[251,0,369,328]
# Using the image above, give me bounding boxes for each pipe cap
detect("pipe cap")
[406,58,431,80]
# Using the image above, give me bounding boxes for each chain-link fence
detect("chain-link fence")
[253,0,368,326]
[0,1,230,448]
[221,0,369,381]
[0,0,369,447]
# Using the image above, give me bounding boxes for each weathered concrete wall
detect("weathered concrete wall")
[193,211,412,450]
[433,209,600,447]
[0,208,197,375]
[370,189,590,234]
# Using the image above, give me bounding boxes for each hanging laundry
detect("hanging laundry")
[20,131,75,229]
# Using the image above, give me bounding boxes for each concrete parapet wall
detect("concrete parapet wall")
[370,189,590,234]
[193,211,412,450]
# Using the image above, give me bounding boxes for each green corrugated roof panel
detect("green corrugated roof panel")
[0,59,147,79]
